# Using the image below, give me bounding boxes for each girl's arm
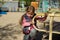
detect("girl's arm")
[19,15,24,26]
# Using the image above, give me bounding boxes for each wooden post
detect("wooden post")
[49,16,54,40]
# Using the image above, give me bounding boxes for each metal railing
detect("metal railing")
[33,12,60,40]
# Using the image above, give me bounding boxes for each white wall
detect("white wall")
[2,1,18,11]
[4,0,13,1]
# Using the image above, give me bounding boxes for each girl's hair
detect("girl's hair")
[26,6,35,13]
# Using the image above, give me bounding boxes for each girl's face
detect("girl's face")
[26,6,35,17]
[27,9,34,15]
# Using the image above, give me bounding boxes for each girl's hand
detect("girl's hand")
[30,21,34,25]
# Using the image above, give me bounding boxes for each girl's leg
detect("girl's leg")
[29,29,37,40]
[23,27,36,40]
[23,34,30,40]
[23,27,31,40]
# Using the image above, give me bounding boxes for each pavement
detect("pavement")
[0,12,24,40]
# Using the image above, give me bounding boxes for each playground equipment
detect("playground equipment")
[32,9,60,40]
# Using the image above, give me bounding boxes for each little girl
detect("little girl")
[19,6,36,40]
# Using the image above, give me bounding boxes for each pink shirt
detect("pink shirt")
[22,13,31,27]
[22,18,31,27]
